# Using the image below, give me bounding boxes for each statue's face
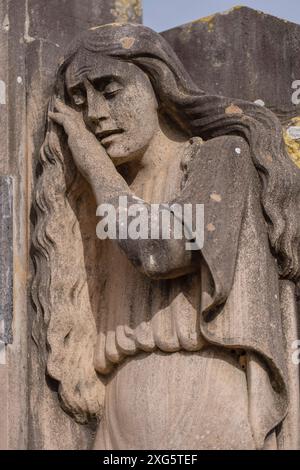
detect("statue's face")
[65,53,159,165]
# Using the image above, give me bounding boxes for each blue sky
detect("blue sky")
[143,0,300,31]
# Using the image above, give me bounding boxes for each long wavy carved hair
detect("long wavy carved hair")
[32,23,300,423]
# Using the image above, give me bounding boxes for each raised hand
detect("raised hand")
[49,97,129,203]
[49,97,110,179]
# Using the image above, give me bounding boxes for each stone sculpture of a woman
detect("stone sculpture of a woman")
[32,23,300,450]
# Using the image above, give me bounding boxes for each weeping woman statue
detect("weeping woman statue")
[32,23,300,450]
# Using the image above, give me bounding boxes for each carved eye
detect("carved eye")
[103,82,123,99]
[71,88,86,106]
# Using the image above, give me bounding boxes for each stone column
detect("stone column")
[0,0,141,450]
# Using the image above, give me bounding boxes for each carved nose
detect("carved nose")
[87,91,110,124]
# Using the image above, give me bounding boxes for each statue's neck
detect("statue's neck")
[141,128,187,174]
[120,120,189,195]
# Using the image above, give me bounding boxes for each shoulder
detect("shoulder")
[203,135,249,148]
[180,135,254,201]
[196,135,250,159]
[186,135,251,175]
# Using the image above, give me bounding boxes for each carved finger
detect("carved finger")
[54,97,75,117]
[48,111,65,127]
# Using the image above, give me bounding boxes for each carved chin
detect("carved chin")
[106,143,143,164]
[106,143,131,159]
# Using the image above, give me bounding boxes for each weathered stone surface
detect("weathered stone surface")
[161,6,300,110]
[0,0,29,451]
[26,0,142,46]
[0,176,13,344]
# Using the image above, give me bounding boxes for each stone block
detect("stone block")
[162,6,300,110]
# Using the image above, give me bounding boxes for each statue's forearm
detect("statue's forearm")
[89,170,130,205]
[86,157,200,278]
[118,236,198,280]
[98,192,200,279]
[67,134,130,203]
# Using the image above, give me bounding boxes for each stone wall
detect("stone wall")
[162,6,300,167]
[0,0,142,450]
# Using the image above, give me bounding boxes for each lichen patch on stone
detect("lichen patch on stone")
[111,0,142,23]
[225,104,243,115]
[120,36,135,49]
[283,117,300,168]
[210,193,222,202]
[207,223,216,232]
[221,5,245,15]
[198,14,215,32]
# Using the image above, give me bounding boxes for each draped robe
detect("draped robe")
[92,135,299,450]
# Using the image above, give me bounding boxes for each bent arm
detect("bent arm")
[100,193,201,279]
[93,135,251,281]
[49,100,198,279]
[50,102,250,281]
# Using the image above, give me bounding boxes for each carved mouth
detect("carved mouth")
[96,129,124,146]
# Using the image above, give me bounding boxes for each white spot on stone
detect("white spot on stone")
[0,80,6,104]
[287,126,300,141]
[2,14,9,31]
[149,255,155,267]
[235,147,241,155]
[254,99,265,107]
[17,76,23,84]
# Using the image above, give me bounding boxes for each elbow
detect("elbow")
[140,249,195,280]
[141,254,172,280]
[117,238,196,280]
